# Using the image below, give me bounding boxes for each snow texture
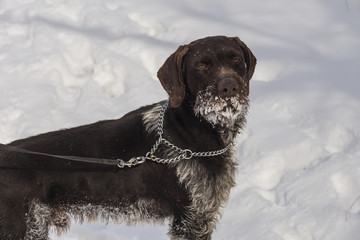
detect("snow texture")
[0,0,360,239]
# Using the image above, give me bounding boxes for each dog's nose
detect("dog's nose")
[217,78,239,97]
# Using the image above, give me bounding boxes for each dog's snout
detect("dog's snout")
[217,78,240,97]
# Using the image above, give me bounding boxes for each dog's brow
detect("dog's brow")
[224,49,243,58]
[198,55,213,63]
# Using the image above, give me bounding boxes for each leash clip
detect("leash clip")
[117,157,146,168]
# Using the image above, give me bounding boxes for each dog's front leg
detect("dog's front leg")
[168,210,216,240]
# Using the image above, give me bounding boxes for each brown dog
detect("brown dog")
[0,36,256,240]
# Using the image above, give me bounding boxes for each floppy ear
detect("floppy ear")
[233,37,257,94]
[157,45,189,108]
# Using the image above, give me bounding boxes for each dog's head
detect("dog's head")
[157,36,256,128]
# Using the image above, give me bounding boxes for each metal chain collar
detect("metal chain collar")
[117,102,231,168]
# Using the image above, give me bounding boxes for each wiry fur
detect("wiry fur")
[24,197,168,239]
[194,87,248,129]
[194,86,249,144]
[142,103,165,135]
[173,157,236,239]
[50,199,167,232]
[25,200,51,240]
[143,104,238,239]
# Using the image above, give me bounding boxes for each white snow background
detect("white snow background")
[1,0,360,239]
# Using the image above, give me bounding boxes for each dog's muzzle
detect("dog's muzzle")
[193,85,249,128]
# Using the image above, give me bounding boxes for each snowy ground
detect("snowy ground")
[1,0,360,239]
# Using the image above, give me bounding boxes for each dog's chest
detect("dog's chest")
[142,103,237,213]
[176,154,236,214]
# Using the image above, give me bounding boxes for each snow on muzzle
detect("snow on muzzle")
[193,87,249,128]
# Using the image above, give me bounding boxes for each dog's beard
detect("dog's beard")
[193,87,249,130]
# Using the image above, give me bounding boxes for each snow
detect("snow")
[193,88,248,129]
[1,0,360,239]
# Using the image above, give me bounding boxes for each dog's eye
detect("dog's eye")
[232,57,242,64]
[197,63,209,71]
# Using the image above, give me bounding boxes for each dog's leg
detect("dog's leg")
[24,199,51,240]
[168,210,216,240]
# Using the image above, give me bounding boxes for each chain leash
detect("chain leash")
[117,102,231,168]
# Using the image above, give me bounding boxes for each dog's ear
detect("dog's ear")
[157,45,189,108]
[233,37,257,93]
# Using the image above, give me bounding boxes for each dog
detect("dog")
[0,36,256,240]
